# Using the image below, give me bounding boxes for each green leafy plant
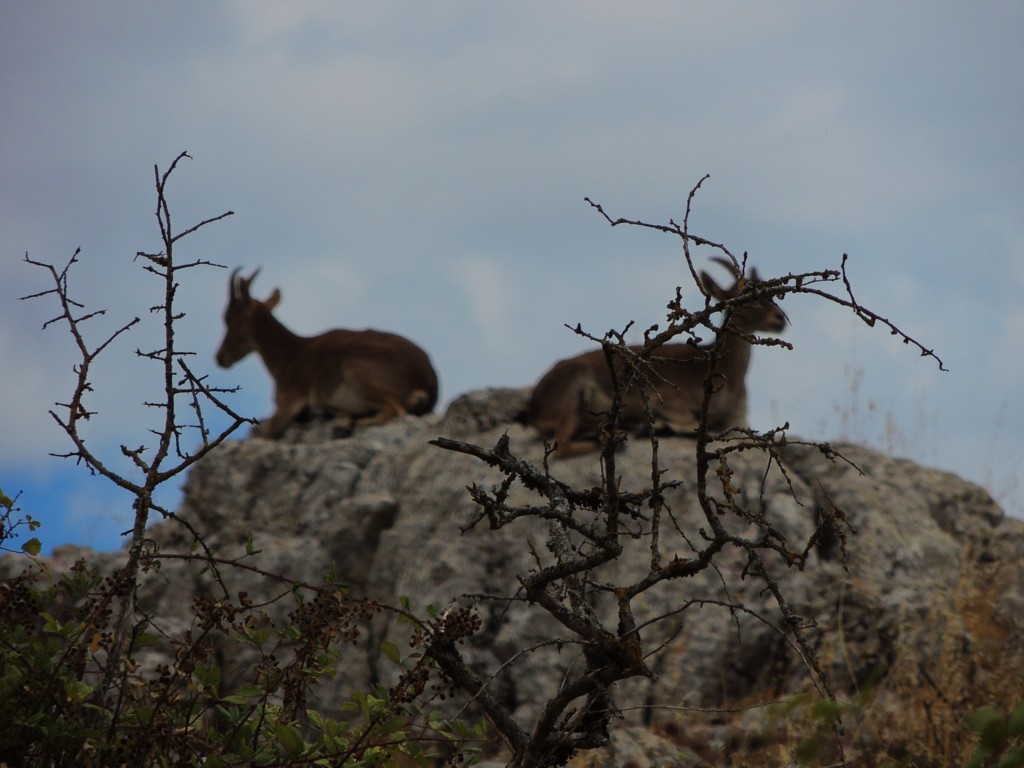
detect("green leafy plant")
[0,487,41,556]
[964,702,1024,768]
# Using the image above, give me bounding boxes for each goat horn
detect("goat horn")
[229,267,242,300]
[239,268,261,299]
[710,256,742,278]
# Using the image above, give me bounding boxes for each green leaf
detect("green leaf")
[969,706,1003,735]
[381,640,402,665]
[130,632,161,650]
[307,709,325,731]
[996,746,1024,768]
[275,722,305,755]
[65,678,94,702]
[965,748,990,768]
[793,734,823,765]
[194,663,222,690]
[969,705,1009,750]
[1009,701,1024,737]
[222,684,266,705]
[808,698,844,724]
[40,612,63,634]
[21,537,42,556]
[214,704,241,722]
[982,717,1010,751]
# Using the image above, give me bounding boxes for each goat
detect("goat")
[522,259,787,457]
[215,268,439,439]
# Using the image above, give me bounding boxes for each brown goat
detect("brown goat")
[523,260,786,457]
[215,268,438,439]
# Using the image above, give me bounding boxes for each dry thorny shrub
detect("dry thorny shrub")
[423,178,946,767]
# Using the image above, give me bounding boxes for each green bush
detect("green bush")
[0,543,487,766]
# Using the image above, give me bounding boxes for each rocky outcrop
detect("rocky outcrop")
[11,388,1024,764]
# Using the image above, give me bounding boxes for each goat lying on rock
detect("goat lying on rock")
[522,259,787,457]
[215,268,438,439]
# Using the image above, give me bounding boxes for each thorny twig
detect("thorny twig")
[20,151,247,718]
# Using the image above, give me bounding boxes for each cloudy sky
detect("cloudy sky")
[2,3,1022,554]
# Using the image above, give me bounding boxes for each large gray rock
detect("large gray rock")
[8,388,1023,764]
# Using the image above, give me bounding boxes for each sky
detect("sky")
[2,2,1022,555]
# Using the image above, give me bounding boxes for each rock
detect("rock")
[6,387,1023,765]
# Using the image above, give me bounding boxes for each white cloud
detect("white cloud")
[451,256,521,357]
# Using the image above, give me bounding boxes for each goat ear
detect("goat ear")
[700,271,726,300]
[265,288,282,310]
